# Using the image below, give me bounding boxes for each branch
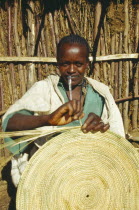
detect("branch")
[0,53,138,63]
[115,95,139,103]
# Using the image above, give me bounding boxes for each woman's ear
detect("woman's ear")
[56,64,59,69]
[56,65,61,76]
[85,62,90,76]
[86,61,89,69]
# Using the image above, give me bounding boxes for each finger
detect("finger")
[100,123,110,132]
[67,100,76,116]
[73,112,84,120]
[81,121,100,133]
[58,102,73,116]
[69,100,82,116]
[75,100,82,114]
[90,122,105,132]
[82,114,101,130]
[82,122,110,133]
[71,100,84,120]
[82,117,94,130]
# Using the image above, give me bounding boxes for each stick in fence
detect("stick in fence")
[0,73,3,112]
[44,15,51,57]
[7,2,18,102]
[110,34,115,96]
[92,1,102,79]
[53,10,60,45]
[14,0,26,96]
[114,34,119,100]
[41,26,48,75]
[35,14,43,80]
[118,32,123,114]
[123,0,130,133]
[64,5,76,35]
[131,5,139,130]
[48,12,56,56]
[27,1,37,88]
[100,26,107,83]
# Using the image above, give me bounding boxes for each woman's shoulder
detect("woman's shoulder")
[44,74,59,82]
[85,77,109,90]
[32,74,60,88]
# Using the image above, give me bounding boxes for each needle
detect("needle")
[68,76,82,126]
[68,76,72,100]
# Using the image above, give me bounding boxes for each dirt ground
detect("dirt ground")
[0,161,16,210]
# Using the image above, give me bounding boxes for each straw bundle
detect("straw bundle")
[16,128,139,210]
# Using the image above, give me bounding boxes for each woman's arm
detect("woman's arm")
[7,100,84,131]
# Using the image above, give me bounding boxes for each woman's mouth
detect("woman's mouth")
[66,75,79,80]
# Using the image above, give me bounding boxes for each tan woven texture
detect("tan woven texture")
[16,129,139,210]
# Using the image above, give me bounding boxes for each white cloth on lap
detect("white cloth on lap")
[11,153,29,187]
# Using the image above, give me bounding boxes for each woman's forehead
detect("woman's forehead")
[58,43,88,54]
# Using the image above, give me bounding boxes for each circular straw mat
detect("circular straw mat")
[16,129,139,210]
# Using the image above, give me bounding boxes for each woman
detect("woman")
[3,35,124,135]
[2,34,125,186]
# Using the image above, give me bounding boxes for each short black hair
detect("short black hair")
[57,34,90,60]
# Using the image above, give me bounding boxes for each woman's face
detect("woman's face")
[57,43,89,88]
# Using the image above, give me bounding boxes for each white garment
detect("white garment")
[2,74,125,137]
[3,74,125,186]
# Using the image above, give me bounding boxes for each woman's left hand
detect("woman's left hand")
[81,113,110,133]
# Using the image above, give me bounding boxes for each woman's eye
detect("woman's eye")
[60,62,69,67]
[63,63,68,67]
[76,63,82,67]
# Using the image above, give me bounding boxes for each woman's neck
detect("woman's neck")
[66,85,82,101]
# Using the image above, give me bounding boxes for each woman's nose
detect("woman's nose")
[69,64,75,72]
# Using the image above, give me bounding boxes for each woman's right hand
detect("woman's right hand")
[47,100,84,126]
[7,100,84,131]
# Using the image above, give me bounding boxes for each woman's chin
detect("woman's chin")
[62,76,83,88]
